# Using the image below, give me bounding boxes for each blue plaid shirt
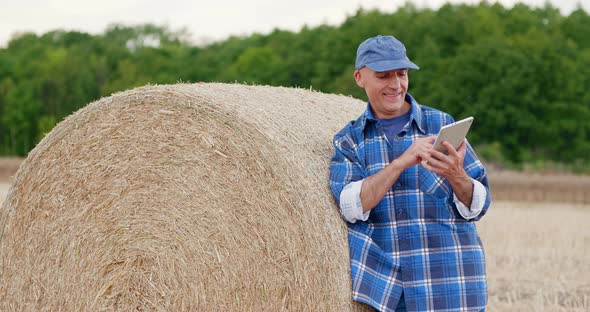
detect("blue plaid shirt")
[330,94,492,311]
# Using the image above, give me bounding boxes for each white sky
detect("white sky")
[1,0,587,47]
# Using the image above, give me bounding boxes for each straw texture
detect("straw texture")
[0,83,372,311]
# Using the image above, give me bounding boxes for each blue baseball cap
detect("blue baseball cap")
[355,35,419,72]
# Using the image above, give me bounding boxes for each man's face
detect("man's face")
[354,67,410,119]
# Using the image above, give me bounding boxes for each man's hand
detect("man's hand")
[359,136,435,212]
[420,140,473,207]
[420,140,467,182]
[397,136,436,169]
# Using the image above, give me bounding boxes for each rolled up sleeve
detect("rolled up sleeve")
[460,139,493,221]
[453,178,487,220]
[329,128,367,223]
[339,179,370,223]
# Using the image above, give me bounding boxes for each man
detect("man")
[329,35,491,311]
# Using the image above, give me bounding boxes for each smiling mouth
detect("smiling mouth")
[383,91,402,98]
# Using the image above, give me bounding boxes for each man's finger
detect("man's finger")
[418,151,430,160]
[442,141,459,158]
[423,154,446,170]
[457,140,467,155]
[421,159,434,171]
[421,159,443,175]
[430,148,452,163]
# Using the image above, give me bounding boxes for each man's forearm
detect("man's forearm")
[360,159,405,212]
[449,174,473,208]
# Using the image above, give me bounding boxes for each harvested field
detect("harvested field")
[478,201,590,311]
[0,183,9,207]
[487,170,590,204]
[0,158,21,183]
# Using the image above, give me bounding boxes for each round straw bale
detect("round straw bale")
[0,83,372,311]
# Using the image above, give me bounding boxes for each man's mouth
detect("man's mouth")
[383,91,402,99]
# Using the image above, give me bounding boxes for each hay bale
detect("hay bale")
[0,83,372,311]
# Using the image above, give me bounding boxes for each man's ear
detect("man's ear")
[354,69,365,88]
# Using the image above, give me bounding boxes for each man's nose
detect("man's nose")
[388,76,401,89]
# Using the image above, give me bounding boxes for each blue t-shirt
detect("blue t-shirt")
[377,110,411,143]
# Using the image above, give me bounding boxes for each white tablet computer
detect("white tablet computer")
[432,117,474,154]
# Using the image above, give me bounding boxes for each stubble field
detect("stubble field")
[478,202,589,311]
[0,158,588,311]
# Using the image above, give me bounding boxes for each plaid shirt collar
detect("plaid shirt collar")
[358,92,427,135]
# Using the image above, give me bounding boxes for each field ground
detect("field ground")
[478,201,589,311]
[488,170,590,204]
[0,157,21,183]
[0,182,8,205]
[0,159,588,311]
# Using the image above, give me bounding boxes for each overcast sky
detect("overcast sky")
[1,0,587,47]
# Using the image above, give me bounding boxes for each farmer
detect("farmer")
[329,35,492,311]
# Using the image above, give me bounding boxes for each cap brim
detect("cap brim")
[365,59,419,72]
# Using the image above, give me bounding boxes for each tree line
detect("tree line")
[0,3,589,171]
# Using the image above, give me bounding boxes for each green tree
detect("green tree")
[224,46,288,85]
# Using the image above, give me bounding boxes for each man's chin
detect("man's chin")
[384,100,404,109]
